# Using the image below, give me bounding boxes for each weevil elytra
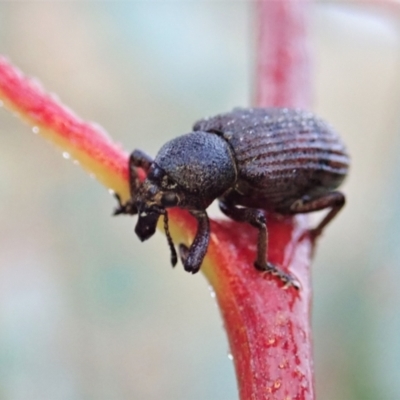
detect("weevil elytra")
[114,108,349,288]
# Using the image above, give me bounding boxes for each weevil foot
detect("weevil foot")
[113,193,125,215]
[178,244,201,274]
[113,193,136,216]
[255,261,300,290]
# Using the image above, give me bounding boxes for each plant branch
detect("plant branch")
[0,2,315,398]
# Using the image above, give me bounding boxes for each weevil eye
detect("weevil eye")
[161,192,179,207]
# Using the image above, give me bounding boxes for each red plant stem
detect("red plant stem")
[0,1,315,398]
[196,1,314,399]
[255,0,312,110]
[0,56,139,200]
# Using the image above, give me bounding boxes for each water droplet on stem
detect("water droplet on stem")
[208,285,216,298]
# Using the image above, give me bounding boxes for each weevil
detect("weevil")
[114,108,349,288]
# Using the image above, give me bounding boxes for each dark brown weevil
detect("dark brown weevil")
[114,108,349,288]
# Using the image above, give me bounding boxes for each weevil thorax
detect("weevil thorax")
[154,131,237,210]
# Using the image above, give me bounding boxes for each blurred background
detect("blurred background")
[0,2,400,400]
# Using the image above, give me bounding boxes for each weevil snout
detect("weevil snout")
[134,177,179,264]
[134,175,181,241]
[134,183,164,242]
[135,209,160,242]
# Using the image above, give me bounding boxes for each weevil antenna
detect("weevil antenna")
[164,211,178,267]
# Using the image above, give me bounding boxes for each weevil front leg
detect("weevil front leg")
[113,149,154,216]
[219,199,300,289]
[289,191,345,239]
[128,149,154,197]
[178,211,210,274]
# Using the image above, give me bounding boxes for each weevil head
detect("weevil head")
[134,131,237,241]
[154,131,237,208]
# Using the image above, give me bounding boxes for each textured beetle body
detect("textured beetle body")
[115,108,349,288]
[194,108,349,212]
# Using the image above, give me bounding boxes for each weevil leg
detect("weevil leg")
[219,200,299,289]
[129,149,153,197]
[178,211,210,274]
[113,192,138,216]
[130,149,153,172]
[113,150,154,216]
[289,191,345,239]
[163,211,178,267]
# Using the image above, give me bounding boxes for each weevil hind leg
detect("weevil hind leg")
[289,191,345,239]
[219,199,299,289]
